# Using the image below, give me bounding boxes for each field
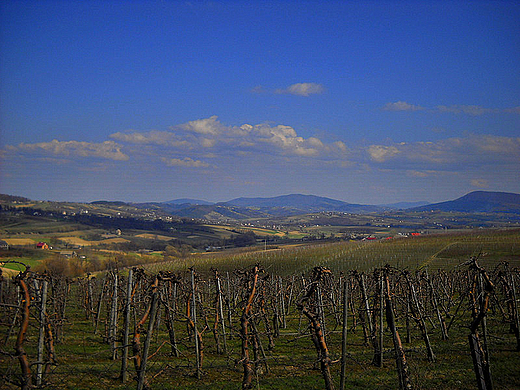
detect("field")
[1,228,519,389]
[145,228,520,276]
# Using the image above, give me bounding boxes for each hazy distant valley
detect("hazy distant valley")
[1,191,519,255]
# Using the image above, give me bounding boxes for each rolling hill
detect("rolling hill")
[410,191,520,213]
[222,194,383,214]
[164,198,214,205]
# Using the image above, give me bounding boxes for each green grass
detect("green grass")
[144,228,520,277]
[4,296,516,390]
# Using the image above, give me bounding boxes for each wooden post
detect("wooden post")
[378,271,384,366]
[191,268,202,379]
[479,273,493,388]
[426,270,449,340]
[384,267,412,390]
[317,283,327,342]
[511,273,520,351]
[411,281,435,362]
[120,268,133,382]
[87,275,94,320]
[297,267,335,390]
[136,287,159,390]
[164,279,180,357]
[216,273,228,354]
[94,276,107,334]
[14,268,32,390]
[339,278,349,390]
[110,272,119,360]
[240,265,260,390]
[467,258,494,390]
[279,276,287,329]
[226,271,233,340]
[36,279,48,387]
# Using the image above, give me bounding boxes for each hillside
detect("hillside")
[164,198,214,205]
[410,191,520,213]
[223,194,383,215]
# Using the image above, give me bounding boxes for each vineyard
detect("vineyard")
[1,230,520,389]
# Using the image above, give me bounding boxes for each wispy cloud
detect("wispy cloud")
[161,157,210,168]
[252,82,325,97]
[365,135,520,166]
[382,101,424,111]
[180,115,224,135]
[11,140,129,161]
[382,101,520,116]
[274,83,325,96]
[110,130,192,148]
[367,145,401,162]
[4,117,518,191]
[110,116,347,161]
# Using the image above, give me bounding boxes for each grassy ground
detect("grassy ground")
[1,287,518,390]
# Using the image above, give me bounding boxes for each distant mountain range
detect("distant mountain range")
[410,191,520,213]
[153,191,520,220]
[223,194,383,214]
[150,194,384,220]
[2,191,519,222]
[164,198,213,205]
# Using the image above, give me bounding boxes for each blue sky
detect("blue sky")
[1,0,519,204]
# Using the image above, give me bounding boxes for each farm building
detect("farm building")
[0,240,9,250]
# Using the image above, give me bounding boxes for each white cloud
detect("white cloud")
[201,138,216,148]
[334,141,348,152]
[367,145,401,162]
[14,140,129,161]
[161,157,210,168]
[275,83,325,96]
[476,135,520,155]
[111,117,340,160]
[365,135,520,167]
[180,115,223,135]
[407,170,430,178]
[382,101,424,111]
[110,130,191,148]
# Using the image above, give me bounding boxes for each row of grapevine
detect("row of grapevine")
[1,258,519,389]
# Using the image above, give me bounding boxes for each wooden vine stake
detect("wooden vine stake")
[163,276,180,357]
[511,271,520,351]
[120,268,133,382]
[13,265,31,390]
[384,265,412,390]
[185,268,204,379]
[467,257,494,390]
[498,264,520,351]
[339,276,349,390]
[297,266,335,390]
[109,271,119,360]
[239,265,261,390]
[36,279,48,387]
[136,279,160,390]
[404,271,435,362]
